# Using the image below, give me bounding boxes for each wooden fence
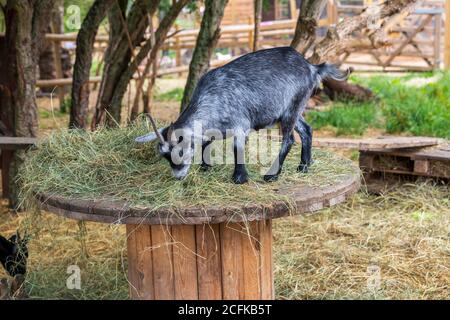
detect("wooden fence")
[337,2,446,71]
[1,0,448,107]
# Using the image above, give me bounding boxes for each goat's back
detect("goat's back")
[183,47,318,130]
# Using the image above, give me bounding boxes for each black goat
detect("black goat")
[0,232,28,277]
[136,47,348,183]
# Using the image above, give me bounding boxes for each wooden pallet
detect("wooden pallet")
[359,145,450,179]
[313,136,441,150]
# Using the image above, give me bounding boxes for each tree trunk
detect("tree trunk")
[309,0,417,63]
[38,1,66,95]
[38,35,56,94]
[96,0,190,126]
[290,0,327,54]
[143,58,159,115]
[130,13,157,122]
[180,0,229,111]
[323,78,374,101]
[69,0,115,129]
[253,0,262,51]
[93,0,160,128]
[0,0,54,209]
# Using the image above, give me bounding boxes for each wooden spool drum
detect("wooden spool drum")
[37,171,360,300]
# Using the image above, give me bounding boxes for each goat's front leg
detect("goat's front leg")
[294,116,313,173]
[264,130,295,182]
[200,141,213,171]
[232,135,248,184]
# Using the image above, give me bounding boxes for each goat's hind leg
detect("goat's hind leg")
[264,122,295,182]
[200,140,213,171]
[232,135,249,184]
[294,116,313,173]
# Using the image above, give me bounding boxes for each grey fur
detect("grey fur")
[136,47,347,182]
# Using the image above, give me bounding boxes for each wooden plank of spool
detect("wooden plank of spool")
[241,221,262,299]
[172,225,199,300]
[196,224,223,300]
[151,225,175,300]
[220,222,245,300]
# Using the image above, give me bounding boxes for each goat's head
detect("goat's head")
[135,117,194,180]
[0,231,29,277]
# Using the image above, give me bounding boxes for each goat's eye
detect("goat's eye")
[179,149,184,158]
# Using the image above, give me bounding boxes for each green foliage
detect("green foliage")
[60,97,71,114]
[361,73,450,138]
[308,72,450,138]
[155,88,184,102]
[159,0,197,14]
[307,102,381,136]
[0,6,4,33]
[40,109,66,119]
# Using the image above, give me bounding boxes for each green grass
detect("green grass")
[40,109,66,119]
[307,101,381,136]
[307,72,450,138]
[154,88,184,102]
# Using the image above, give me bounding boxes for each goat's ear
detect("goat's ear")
[135,128,165,143]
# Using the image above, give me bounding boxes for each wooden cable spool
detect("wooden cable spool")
[36,163,360,300]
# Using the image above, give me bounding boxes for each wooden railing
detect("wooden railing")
[1,0,447,105]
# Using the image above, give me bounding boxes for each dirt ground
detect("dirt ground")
[1,78,449,300]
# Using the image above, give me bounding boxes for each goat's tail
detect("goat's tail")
[316,63,351,82]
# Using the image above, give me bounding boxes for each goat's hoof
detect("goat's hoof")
[232,173,248,184]
[263,174,279,182]
[297,164,309,173]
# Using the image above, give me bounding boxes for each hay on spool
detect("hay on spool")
[19,120,359,217]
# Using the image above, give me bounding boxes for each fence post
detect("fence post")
[50,21,65,111]
[290,0,298,20]
[248,16,254,51]
[434,12,442,69]
[445,0,450,68]
[327,0,338,26]
[175,24,182,76]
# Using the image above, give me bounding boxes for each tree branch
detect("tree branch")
[180,0,229,111]
[69,0,115,129]
[290,0,327,54]
[106,0,190,115]
[309,0,418,63]
[31,0,56,59]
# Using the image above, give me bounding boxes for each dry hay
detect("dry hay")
[4,120,448,299]
[0,180,448,299]
[274,180,450,299]
[18,120,357,215]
